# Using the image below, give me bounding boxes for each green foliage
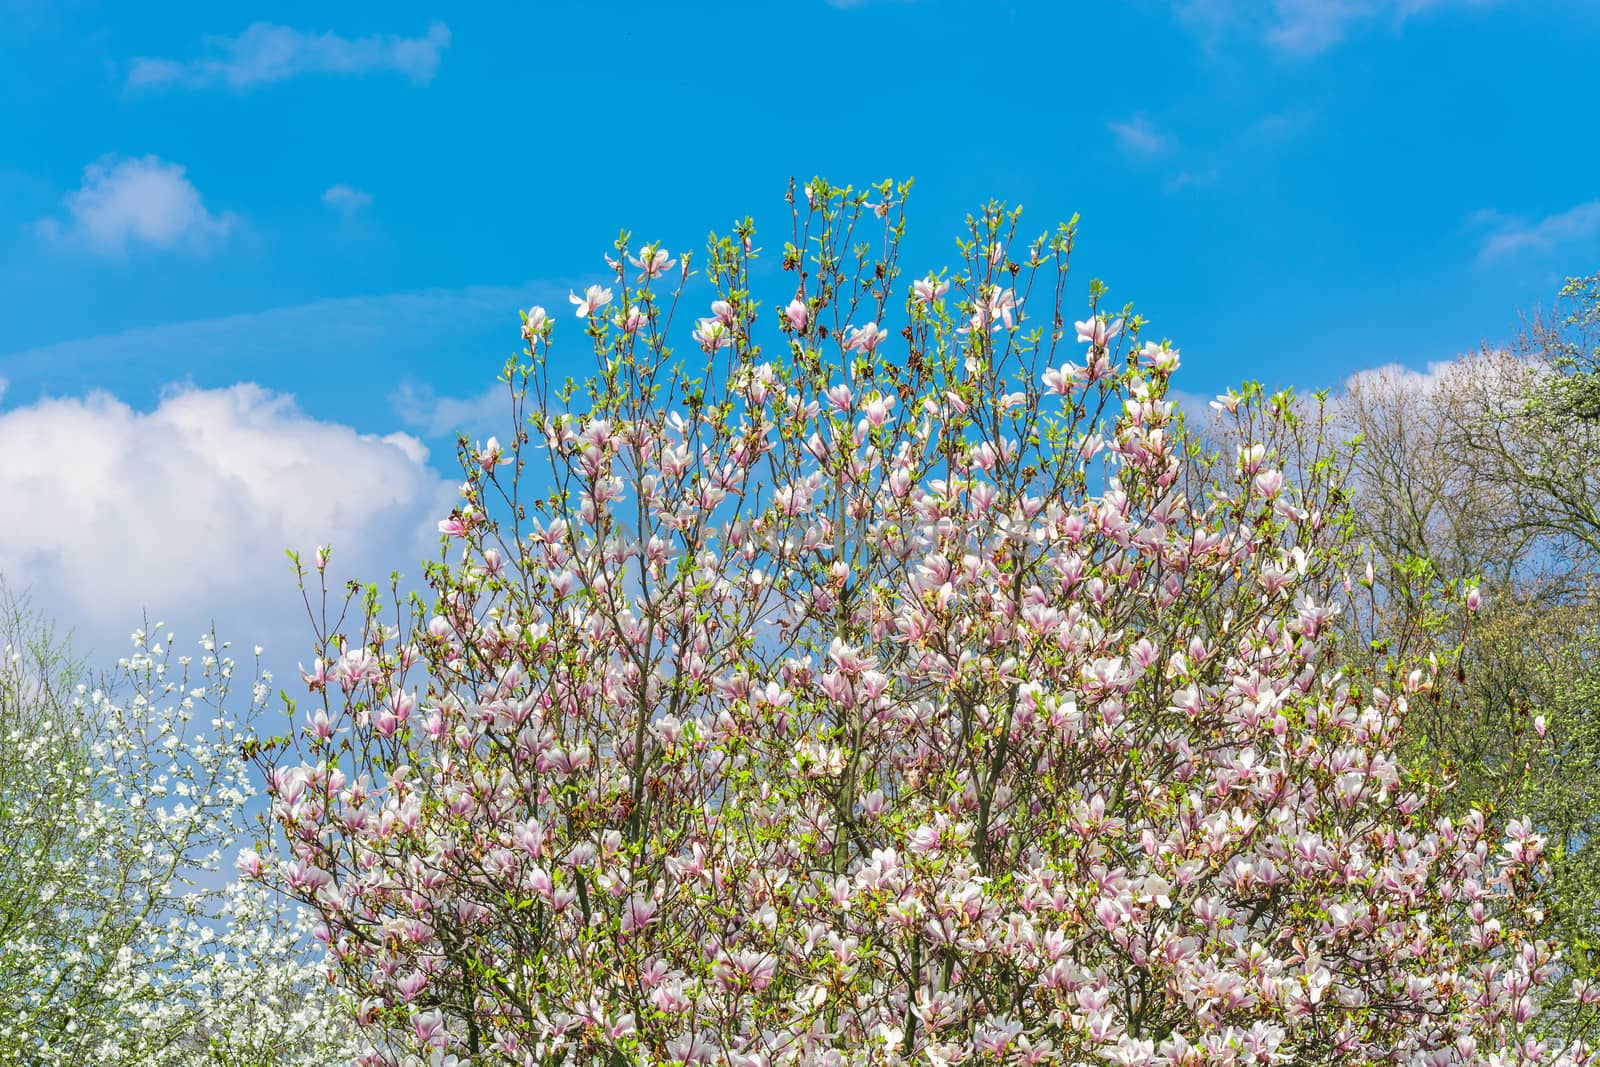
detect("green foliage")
[1527,273,1600,424]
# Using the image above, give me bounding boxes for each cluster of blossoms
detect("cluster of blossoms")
[0,614,359,1066]
[259,179,1597,1066]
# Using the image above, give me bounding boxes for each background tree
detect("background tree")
[0,581,359,1066]
[1337,273,1600,1021]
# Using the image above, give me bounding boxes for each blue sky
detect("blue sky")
[1,0,1597,667]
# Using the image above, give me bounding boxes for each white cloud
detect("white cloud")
[1177,0,1494,55]
[128,21,451,91]
[390,380,511,439]
[34,155,235,257]
[1107,116,1171,156]
[1475,200,1600,262]
[1339,359,1458,396]
[1167,389,1227,431]
[0,384,455,662]
[1263,0,1371,53]
[322,184,373,213]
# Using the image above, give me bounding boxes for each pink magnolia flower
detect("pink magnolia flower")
[1211,391,1242,413]
[476,436,510,471]
[693,316,732,352]
[843,322,887,354]
[912,275,949,306]
[569,284,614,318]
[1139,340,1181,373]
[298,658,329,689]
[989,286,1021,329]
[1042,363,1083,395]
[612,305,646,334]
[1074,314,1123,347]
[784,298,809,330]
[411,1010,447,1050]
[621,894,658,934]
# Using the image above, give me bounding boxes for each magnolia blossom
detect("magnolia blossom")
[629,245,677,278]
[785,297,809,330]
[843,322,887,354]
[521,304,548,341]
[912,275,949,306]
[1211,390,1242,413]
[1139,339,1180,373]
[1042,362,1084,395]
[986,286,1021,329]
[693,316,732,352]
[569,284,614,318]
[1074,314,1123,347]
[476,436,510,470]
[612,305,645,334]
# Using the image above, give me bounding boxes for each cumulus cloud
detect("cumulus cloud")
[1475,200,1600,263]
[322,184,373,213]
[1339,359,1459,397]
[1107,116,1171,156]
[128,21,451,91]
[0,384,455,661]
[34,155,235,257]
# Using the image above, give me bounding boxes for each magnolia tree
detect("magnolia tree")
[258,179,1598,1067]
[0,586,359,1066]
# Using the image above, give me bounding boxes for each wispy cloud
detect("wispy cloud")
[1162,169,1218,193]
[1176,0,1494,56]
[322,184,373,213]
[1107,115,1172,156]
[1475,200,1600,262]
[1,283,550,388]
[128,21,451,91]
[1263,0,1371,54]
[34,155,235,257]
[1249,109,1318,141]
[390,380,510,438]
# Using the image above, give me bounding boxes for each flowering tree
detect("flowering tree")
[0,585,358,1066]
[260,179,1597,1066]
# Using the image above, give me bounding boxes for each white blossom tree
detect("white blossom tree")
[0,582,359,1066]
